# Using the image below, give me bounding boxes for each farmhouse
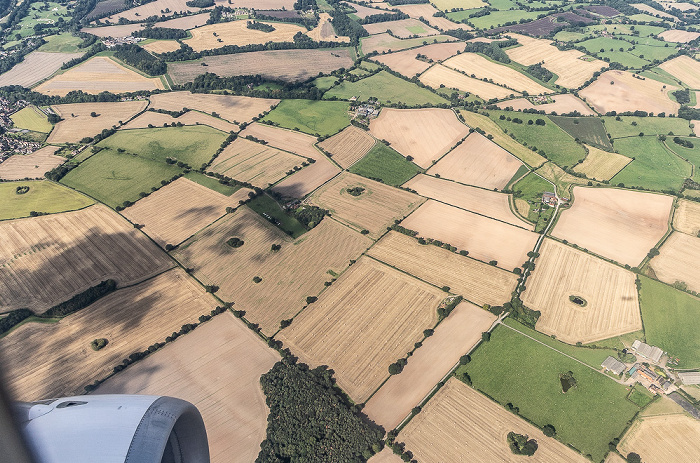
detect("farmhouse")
[601,356,626,376]
[632,340,664,363]
[679,371,700,385]
[542,191,557,207]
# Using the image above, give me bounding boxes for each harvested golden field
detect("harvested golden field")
[0,146,65,180]
[306,12,347,42]
[579,70,680,116]
[650,232,700,292]
[35,57,164,96]
[426,132,524,189]
[103,0,201,22]
[618,414,700,463]
[363,18,439,38]
[400,379,589,463]
[0,205,173,312]
[372,42,464,78]
[311,173,423,238]
[505,33,607,88]
[404,174,530,228]
[184,20,305,52]
[81,24,142,37]
[240,122,321,160]
[155,12,210,28]
[360,33,456,54]
[395,3,470,30]
[318,125,376,168]
[497,94,596,116]
[0,268,217,402]
[402,200,538,271]
[97,313,279,463]
[0,51,84,88]
[553,187,673,266]
[277,257,444,403]
[345,2,391,18]
[122,109,239,132]
[142,40,181,54]
[271,158,340,198]
[659,29,700,43]
[211,138,306,187]
[443,53,551,95]
[364,302,495,429]
[227,0,294,7]
[369,449,403,463]
[419,64,516,100]
[604,452,628,463]
[368,231,518,306]
[660,55,700,89]
[47,100,147,143]
[631,3,678,20]
[369,108,470,168]
[150,92,278,125]
[522,238,641,344]
[123,177,252,247]
[573,145,632,181]
[673,199,700,235]
[172,207,372,335]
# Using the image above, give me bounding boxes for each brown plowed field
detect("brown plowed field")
[363,18,439,38]
[369,108,469,168]
[123,177,252,247]
[401,200,538,271]
[660,55,700,89]
[404,174,531,228]
[0,146,65,180]
[97,313,279,463]
[318,125,376,168]
[0,204,173,312]
[368,231,518,307]
[271,158,340,198]
[0,51,84,88]
[0,268,217,402]
[372,42,464,78]
[618,414,700,463]
[210,138,305,187]
[364,302,494,429]
[240,122,321,160]
[172,207,372,335]
[659,29,700,43]
[277,257,444,403]
[400,379,589,463]
[673,199,700,236]
[573,145,632,181]
[650,232,700,293]
[48,100,147,143]
[149,92,278,125]
[553,187,673,266]
[184,20,305,52]
[122,109,239,132]
[497,94,596,116]
[419,64,516,100]
[426,132,524,189]
[522,238,642,344]
[310,173,424,238]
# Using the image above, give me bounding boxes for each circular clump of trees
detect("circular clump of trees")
[91,338,108,351]
[226,237,244,248]
[16,186,30,195]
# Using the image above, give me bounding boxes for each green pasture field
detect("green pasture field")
[626,13,662,23]
[582,24,664,38]
[627,385,655,408]
[261,100,350,137]
[246,193,307,238]
[10,106,52,133]
[602,116,691,139]
[458,325,639,462]
[468,10,540,29]
[407,24,428,34]
[597,51,650,68]
[183,172,241,196]
[37,33,83,53]
[629,44,678,62]
[630,36,672,48]
[489,110,585,168]
[549,116,613,151]
[553,30,589,42]
[313,76,339,90]
[611,137,691,192]
[445,9,482,22]
[638,275,700,369]
[512,171,552,226]
[487,0,519,9]
[323,71,448,106]
[664,137,700,181]
[60,148,183,208]
[97,126,227,168]
[358,60,380,71]
[579,37,634,54]
[349,142,420,186]
[13,2,69,39]
[639,68,683,86]
[433,0,486,10]
[0,181,94,220]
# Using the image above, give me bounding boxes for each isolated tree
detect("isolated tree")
[627,453,641,463]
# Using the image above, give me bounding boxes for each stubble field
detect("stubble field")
[149,92,278,125]
[0,51,84,88]
[419,64,516,100]
[363,18,439,38]
[184,20,305,52]
[372,42,464,78]
[318,125,376,168]
[240,122,321,159]
[618,414,700,463]
[141,40,181,54]
[443,53,550,95]
[659,29,700,43]
[0,181,94,220]
[359,33,456,54]
[101,0,201,22]
[48,101,148,143]
[659,55,700,89]
[271,158,340,198]
[497,94,596,116]
[673,199,700,236]
[572,145,632,181]
[0,146,65,180]
[122,110,238,132]
[650,232,700,293]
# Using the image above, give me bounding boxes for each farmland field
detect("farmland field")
[262,99,349,136]
[359,33,456,54]
[369,449,402,463]
[246,194,306,238]
[498,94,596,116]
[419,64,516,100]
[149,92,278,125]
[659,29,700,43]
[611,137,691,192]
[363,18,439,38]
[141,40,181,54]
[371,42,464,78]
[660,55,700,89]
[603,115,691,139]
[81,24,142,37]
[0,146,65,180]
[618,414,700,463]
[184,20,305,51]
[650,232,700,293]
[47,101,148,143]
[318,125,375,168]
[122,110,238,132]
[0,51,84,88]
[324,70,448,106]
[37,33,83,53]
[10,106,52,133]
[521,238,642,344]
[172,207,372,335]
[432,0,485,10]
[306,12,348,42]
[368,231,518,306]
[349,142,420,186]
[573,145,632,181]
[271,157,341,198]
[240,122,321,160]
[277,256,444,402]
[0,181,93,220]
[674,199,700,236]
[102,0,207,22]
[395,3,468,31]
[549,116,613,151]
[0,204,173,312]
[97,313,279,463]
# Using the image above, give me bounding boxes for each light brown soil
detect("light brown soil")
[368,448,403,463]
[122,109,239,132]
[618,414,700,463]
[650,231,700,293]
[360,33,457,54]
[149,92,278,125]
[660,55,700,89]
[318,125,376,168]
[155,12,210,29]
[240,122,321,160]
[363,18,440,38]
[102,0,202,22]
[631,3,678,20]
[553,187,673,266]
[0,146,65,180]
[497,94,596,116]
[673,199,700,236]
[142,40,181,54]
[305,12,348,42]
[47,100,147,143]
[420,64,517,100]
[396,3,470,30]
[0,51,84,88]
[97,313,279,463]
[372,42,464,78]
[271,158,340,198]
[277,256,444,403]
[659,29,700,43]
[573,145,632,181]
[184,20,305,52]
[344,2,391,18]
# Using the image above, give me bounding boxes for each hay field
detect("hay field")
[0,51,84,88]
[400,379,589,463]
[271,158,340,198]
[618,414,700,463]
[631,3,678,20]
[0,268,217,402]
[102,0,200,22]
[426,132,524,189]
[150,92,278,125]
[277,257,444,403]
[142,40,181,54]
[404,175,531,228]
[368,231,518,307]
[369,449,402,463]
[360,33,456,54]
[364,302,495,429]
[122,110,238,132]
[310,173,423,238]
[579,70,680,116]
[35,57,164,96]
[0,146,65,180]
[553,187,673,266]
[443,53,550,95]
[419,64,516,100]
[651,232,700,293]
[674,199,700,235]
[395,3,469,30]
[573,145,632,181]
[172,207,372,335]
[660,55,700,89]
[659,29,700,43]
[505,33,607,88]
[97,313,279,463]
[522,238,641,344]
[210,138,305,187]
[240,123,320,160]
[0,205,173,312]
[369,108,470,168]
[184,20,305,52]
[306,12,347,42]
[363,18,439,38]
[123,177,251,247]
[497,94,596,116]
[318,125,376,168]
[0,181,94,221]
[401,200,538,270]
[372,42,464,78]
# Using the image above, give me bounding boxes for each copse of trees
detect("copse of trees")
[463,39,518,64]
[133,27,188,40]
[0,308,33,335]
[114,44,167,76]
[507,432,538,456]
[41,280,117,318]
[185,0,214,7]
